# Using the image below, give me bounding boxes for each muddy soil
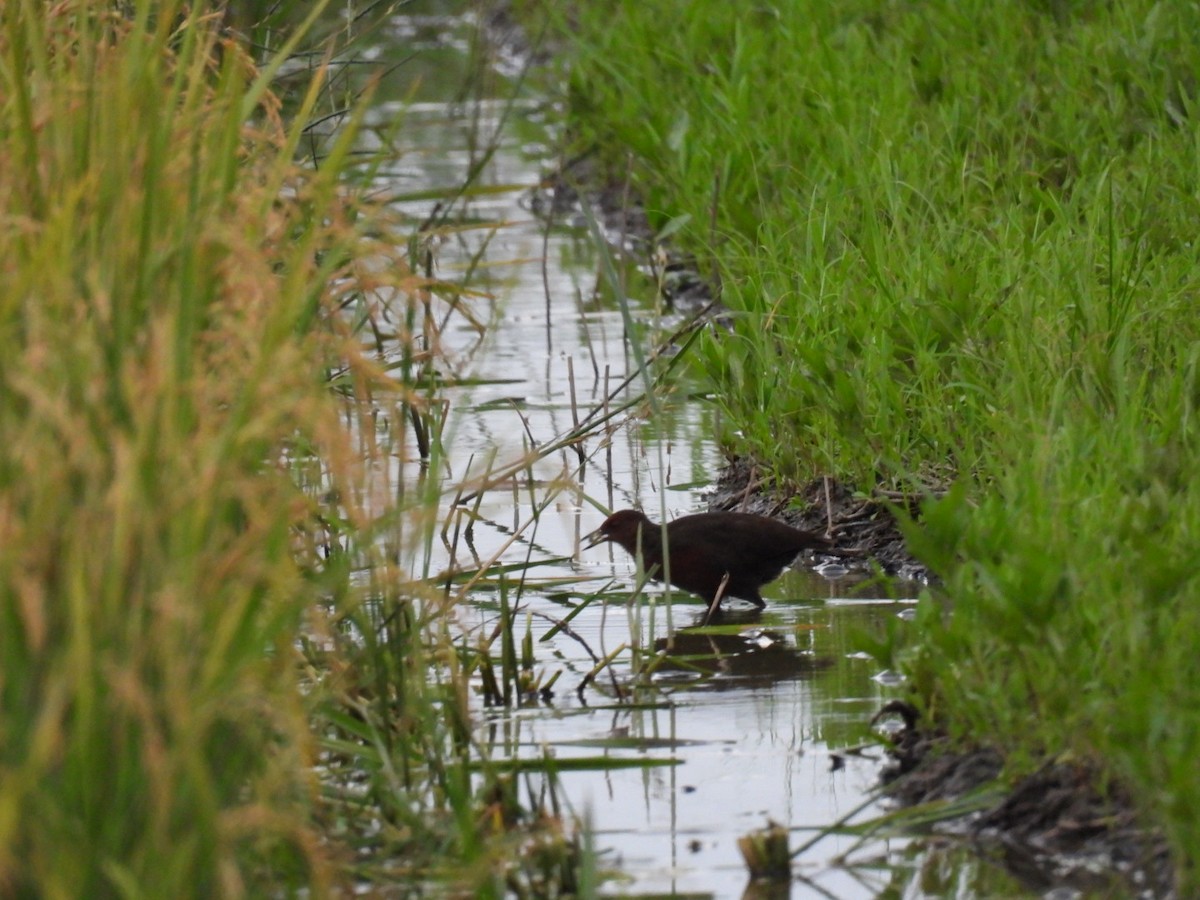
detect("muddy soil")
[706,456,930,581]
[878,701,1176,897]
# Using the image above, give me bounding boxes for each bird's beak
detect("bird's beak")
[582,527,609,549]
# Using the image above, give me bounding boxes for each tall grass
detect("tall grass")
[0,1,607,895]
[542,0,1200,887]
[0,1,445,895]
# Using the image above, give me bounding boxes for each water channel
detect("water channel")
[353,5,1042,897]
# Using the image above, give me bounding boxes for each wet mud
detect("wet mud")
[877,703,1176,897]
[707,456,930,582]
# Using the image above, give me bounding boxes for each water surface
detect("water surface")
[357,7,1039,897]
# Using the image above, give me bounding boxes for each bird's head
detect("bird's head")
[582,509,653,552]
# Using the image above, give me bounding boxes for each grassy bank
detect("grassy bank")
[0,2,587,896]
[541,0,1200,886]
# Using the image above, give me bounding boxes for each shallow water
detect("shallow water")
[357,7,1043,897]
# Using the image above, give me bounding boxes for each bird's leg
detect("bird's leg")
[701,572,732,626]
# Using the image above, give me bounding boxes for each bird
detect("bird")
[583,509,831,608]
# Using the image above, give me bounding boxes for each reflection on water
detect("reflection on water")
[362,6,1043,897]
[650,626,834,690]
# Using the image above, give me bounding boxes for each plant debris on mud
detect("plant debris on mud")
[875,702,1176,898]
[707,457,929,582]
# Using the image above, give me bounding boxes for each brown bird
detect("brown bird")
[583,509,830,608]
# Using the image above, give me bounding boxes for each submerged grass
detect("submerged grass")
[540,0,1200,887]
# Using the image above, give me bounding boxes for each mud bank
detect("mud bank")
[879,702,1175,898]
[707,456,930,582]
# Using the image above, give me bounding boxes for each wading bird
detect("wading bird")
[584,509,830,608]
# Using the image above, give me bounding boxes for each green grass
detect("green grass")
[538,0,1200,887]
[0,3,359,893]
[0,2,596,896]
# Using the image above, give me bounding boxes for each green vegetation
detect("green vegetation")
[0,2,590,896]
[542,0,1200,887]
[11,0,1194,891]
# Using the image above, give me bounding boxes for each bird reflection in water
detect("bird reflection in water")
[651,618,834,691]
